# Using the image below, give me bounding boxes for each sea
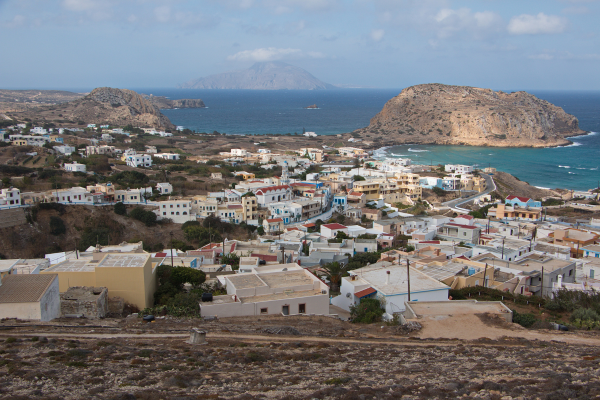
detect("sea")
[137,88,600,191]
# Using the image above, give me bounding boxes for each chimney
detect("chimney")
[386,270,390,285]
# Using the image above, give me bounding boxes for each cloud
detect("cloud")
[529,53,555,60]
[154,6,171,23]
[0,14,25,28]
[370,29,385,42]
[262,0,339,14]
[433,8,503,39]
[508,13,567,35]
[227,47,325,61]
[62,0,97,12]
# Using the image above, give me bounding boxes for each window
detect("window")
[183,212,187,215]
[299,304,306,314]
[260,308,268,314]
[170,205,173,208]
[163,212,166,215]
[591,270,595,279]
[569,269,573,276]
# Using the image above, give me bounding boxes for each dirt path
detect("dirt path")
[3,328,600,347]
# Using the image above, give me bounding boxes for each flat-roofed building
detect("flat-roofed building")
[41,253,156,310]
[201,264,329,317]
[332,261,449,318]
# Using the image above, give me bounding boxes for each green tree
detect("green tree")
[257,226,265,235]
[183,225,222,246]
[321,261,348,293]
[114,202,127,215]
[129,207,157,226]
[350,298,385,324]
[49,216,66,235]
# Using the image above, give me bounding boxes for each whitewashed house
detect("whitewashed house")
[125,153,152,168]
[156,182,173,195]
[155,200,196,223]
[63,162,86,173]
[254,185,292,207]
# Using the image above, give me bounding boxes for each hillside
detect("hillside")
[353,84,585,147]
[0,89,85,104]
[6,87,175,129]
[179,61,336,90]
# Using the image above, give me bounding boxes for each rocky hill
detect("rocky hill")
[179,61,336,90]
[354,84,584,147]
[5,87,178,129]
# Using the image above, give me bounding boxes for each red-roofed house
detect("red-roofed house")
[436,223,481,244]
[452,214,475,226]
[321,223,349,239]
[347,191,366,208]
[263,218,284,234]
[505,195,542,208]
[254,185,292,207]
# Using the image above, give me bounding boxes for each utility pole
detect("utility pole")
[501,237,505,260]
[75,239,79,259]
[541,266,544,298]
[482,263,488,288]
[406,258,411,301]
[170,231,174,267]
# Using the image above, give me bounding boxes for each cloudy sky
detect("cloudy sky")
[1,0,599,90]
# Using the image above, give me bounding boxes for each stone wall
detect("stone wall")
[60,286,108,318]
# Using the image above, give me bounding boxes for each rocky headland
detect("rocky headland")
[144,95,205,109]
[179,61,336,90]
[353,83,585,147]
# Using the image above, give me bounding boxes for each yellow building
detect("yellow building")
[11,140,28,146]
[41,253,156,310]
[352,181,380,201]
[235,171,256,180]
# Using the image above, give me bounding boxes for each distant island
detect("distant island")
[178,61,336,90]
[352,83,585,148]
[304,104,319,109]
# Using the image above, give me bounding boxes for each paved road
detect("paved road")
[442,174,496,211]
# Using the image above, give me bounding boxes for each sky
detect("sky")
[1,0,599,90]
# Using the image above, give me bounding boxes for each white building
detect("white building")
[9,135,49,147]
[63,162,87,173]
[101,134,114,142]
[54,145,75,155]
[155,200,196,223]
[200,264,329,317]
[156,182,173,195]
[445,164,473,174]
[126,153,152,168]
[254,185,292,207]
[331,261,449,319]
[0,188,21,208]
[31,127,47,134]
[231,149,250,157]
[303,132,317,137]
[153,153,180,161]
[320,223,349,239]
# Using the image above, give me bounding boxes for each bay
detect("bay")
[137,88,600,191]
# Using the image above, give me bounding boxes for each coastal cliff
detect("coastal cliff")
[145,95,206,109]
[353,84,585,147]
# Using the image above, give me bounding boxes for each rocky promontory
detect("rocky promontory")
[144,95,205,109]
[353,83,585,147]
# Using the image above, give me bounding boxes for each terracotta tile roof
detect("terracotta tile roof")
[287,227,299,231]
[506,195,533,202]
[456,215,474,220]
[155,252,167,257]
[420,240,440,244]
[354,287,377,298]
[322,223,347,230]
[227,204,243,209]
[348,192,363,197]
[251,254,278,262]
[267,218,283,223]
[0,274,57,303]
[303,223,316,228]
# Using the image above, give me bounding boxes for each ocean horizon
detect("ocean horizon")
[141,88,600,192]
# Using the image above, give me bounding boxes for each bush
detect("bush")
[350,298,385,324]
[570,308,600,323]
[129,207,157,226]
[49,216,66,235]
[113,202,127,215]
[512,310,537,328]
[432,186,446,196]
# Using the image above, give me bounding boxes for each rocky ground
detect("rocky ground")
[1,315,600,399]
